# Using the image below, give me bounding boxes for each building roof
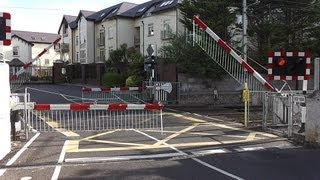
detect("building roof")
[12,30,60,44]
[8,58,25,66]
[152,0,179,14]
[88,2,137,22]
[120,0,162,18]
[58,15,77,34]
[11,34,33,46]
[76,10,96,21]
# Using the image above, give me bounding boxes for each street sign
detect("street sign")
[147,44,155,57]
[293,95,306,104]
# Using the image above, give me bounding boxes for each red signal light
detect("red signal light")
[277,57,286,67]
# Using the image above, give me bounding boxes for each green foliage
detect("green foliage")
[108,44,145,80]
[160,35,225,79]
[125,75,143,87]
[179,0,236,40]
[101,72,124,87]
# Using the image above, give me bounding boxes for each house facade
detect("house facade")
[57,0,184,84]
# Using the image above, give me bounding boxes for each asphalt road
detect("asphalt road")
[1,84,320,180]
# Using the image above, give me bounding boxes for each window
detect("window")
[99,29,105,46]
[45,59,49,65]
[148,23,154,36]
[76,36,79,45]
[108,27,113,39]
[76,52,79,61]
[13,46,19,56]
[99,49,105,62]
[80,50,86,59]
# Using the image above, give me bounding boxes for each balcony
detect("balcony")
[97,37,105,47]
[96,56,105,63]
[161,30,174,40]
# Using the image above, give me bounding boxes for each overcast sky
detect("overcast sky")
[1,0,149,34]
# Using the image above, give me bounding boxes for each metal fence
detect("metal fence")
[262,92,305,137]
[81,87,151,104]
[27,103,164,133]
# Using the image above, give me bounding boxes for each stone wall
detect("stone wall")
[306,91,320,145]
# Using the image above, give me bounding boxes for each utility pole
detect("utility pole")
[242,0,248,62]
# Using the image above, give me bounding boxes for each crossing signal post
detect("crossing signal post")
[145,44,156,82]
[0,12,11,46]
[268,51,311,133]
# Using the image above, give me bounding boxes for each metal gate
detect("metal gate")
[27,103,163,132]
[262,92,304,137]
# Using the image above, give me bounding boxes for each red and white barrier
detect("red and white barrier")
[193,16,277,92]
[0,12,11,46]
[82,86,152,93]
[10,37,61,81]
[33,103,164,111]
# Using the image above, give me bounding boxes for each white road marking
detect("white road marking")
[192,149,229,156]
[0,133,40,176]
[51,140,68,180]
[236,147,265,152]
[65,152,184,163]
[134,129,245,180]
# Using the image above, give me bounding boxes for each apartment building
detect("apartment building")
[57,0,183,83]
[58,0,183,62]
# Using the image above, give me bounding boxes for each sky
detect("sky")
[0,0,149,34]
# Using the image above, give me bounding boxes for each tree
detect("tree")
[180,0,237,41]
[160,35,225,79]
[245,0,320,65]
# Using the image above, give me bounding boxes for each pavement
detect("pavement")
[1,84,319,180]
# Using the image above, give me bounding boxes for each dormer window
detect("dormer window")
[137,7,146,12]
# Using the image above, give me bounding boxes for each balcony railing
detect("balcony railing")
[97,37,105,47]
[161,30,174,40]
[96,56,105,63]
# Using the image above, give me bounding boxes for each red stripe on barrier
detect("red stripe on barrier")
[138,86,146,92]
[281,51,286,57]
[217,39,231,53]
[5,26,11,32]
[38,49,47,57]
[267,52,274,57]
[293,51,299,57]
[268,75,274,80]
[82,87,92,92]
[241,61,254,74]
[292,76,298,80]
[34,104,50,110]
[3,12,11,19]
[304,75,311,80]
[305,51,312,57]
[145,103,163,110]
[23,62,32,69]
[3,39,11,46]
[120,87,129,91]
[101,87,111,92]
[53,37,61,44]
[108,104,128,111]
[10,75,17,81]
[70,104,89,110]
[268,64,273,69]
[264,83,274,91]
[193,16,208,30]
[306,64,311,69]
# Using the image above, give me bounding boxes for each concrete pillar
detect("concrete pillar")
[0,63,11,160]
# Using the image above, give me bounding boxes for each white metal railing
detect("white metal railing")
[192,16,276,93]
[26,103,164,133]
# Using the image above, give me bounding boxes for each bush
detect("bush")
[101,72,124,87]
[125,75,143,87]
